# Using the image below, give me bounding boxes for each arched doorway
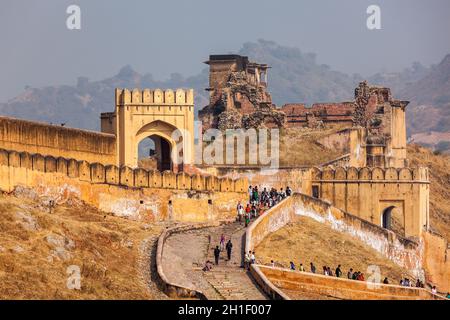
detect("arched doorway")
[381,206,395,230]
[102,88,195,168]
[138,135,173,171]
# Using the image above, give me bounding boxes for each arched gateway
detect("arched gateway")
[100,88,195,171]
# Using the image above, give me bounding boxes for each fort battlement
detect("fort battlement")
[310,166,429,182]
[0,148,248,193]
[115,88,194,105]
[305,166,430,238]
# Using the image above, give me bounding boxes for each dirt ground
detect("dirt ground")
[0,191,167,299]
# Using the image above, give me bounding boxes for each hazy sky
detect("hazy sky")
[1,0,449,101]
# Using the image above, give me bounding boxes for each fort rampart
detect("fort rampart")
[0,148,248,222]
[0,116,116,165]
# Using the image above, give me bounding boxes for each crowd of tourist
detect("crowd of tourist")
[204,183,450,298]
[236,185,292,227]
[206,185,292,271]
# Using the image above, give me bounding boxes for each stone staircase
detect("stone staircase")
[203,221,268,300]
[160,221,268,300]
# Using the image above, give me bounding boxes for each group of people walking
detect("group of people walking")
[236,185,292,227]
[277,259,448,293]
[400,277,424,288]
[208,185,293,271]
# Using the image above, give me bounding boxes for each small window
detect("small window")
[375,106,384,114]
[312,186,320,198]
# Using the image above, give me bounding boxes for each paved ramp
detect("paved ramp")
[161,222,268,300]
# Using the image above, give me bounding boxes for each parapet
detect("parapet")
[0,148,247,193]
[115,88,194,105]
[310,166,429,182]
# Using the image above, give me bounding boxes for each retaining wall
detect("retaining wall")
[245,192,450,298]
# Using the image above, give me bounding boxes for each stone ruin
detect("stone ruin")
[198,55,408,133]
[198,54,410,167]
[198,54,286,131]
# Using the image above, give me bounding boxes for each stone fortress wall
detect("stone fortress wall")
[308,166,430,238]
[0,116,116,165]
[0,147,248,223]
[0,148,247,193]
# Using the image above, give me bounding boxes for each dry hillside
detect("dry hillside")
[407,144,450,241]
[279,127,344,166]
[0,189,166,299]
[256,216,415,284]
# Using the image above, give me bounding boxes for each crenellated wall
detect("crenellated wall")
[307,166,430,238]
[0,116,116,165]
[101,88,195,169]
[0,148,247,223]
[0,148,247,193]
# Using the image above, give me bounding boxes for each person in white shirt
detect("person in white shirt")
[250,251,256,264]
[244,251,251,270]
[237,205,244,222]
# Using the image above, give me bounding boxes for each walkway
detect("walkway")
[161,221,268,300]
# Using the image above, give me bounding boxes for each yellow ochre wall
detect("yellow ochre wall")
[101,88,195,168]
[0,148,248,222]
[0,116,116,165]
[308,166,430,238]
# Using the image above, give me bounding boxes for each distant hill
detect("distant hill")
[367,61,430,97]
[0,66,209,131]
[0,40,362,130]
[239,39,360,105]
[401,54,450,136]
[0,40,449,151]
[364,55,450,152]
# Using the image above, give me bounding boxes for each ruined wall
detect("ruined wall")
[0,148,247,223]
[309,166,430,238]
[281,102,355,128]
[0,116,116,164]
